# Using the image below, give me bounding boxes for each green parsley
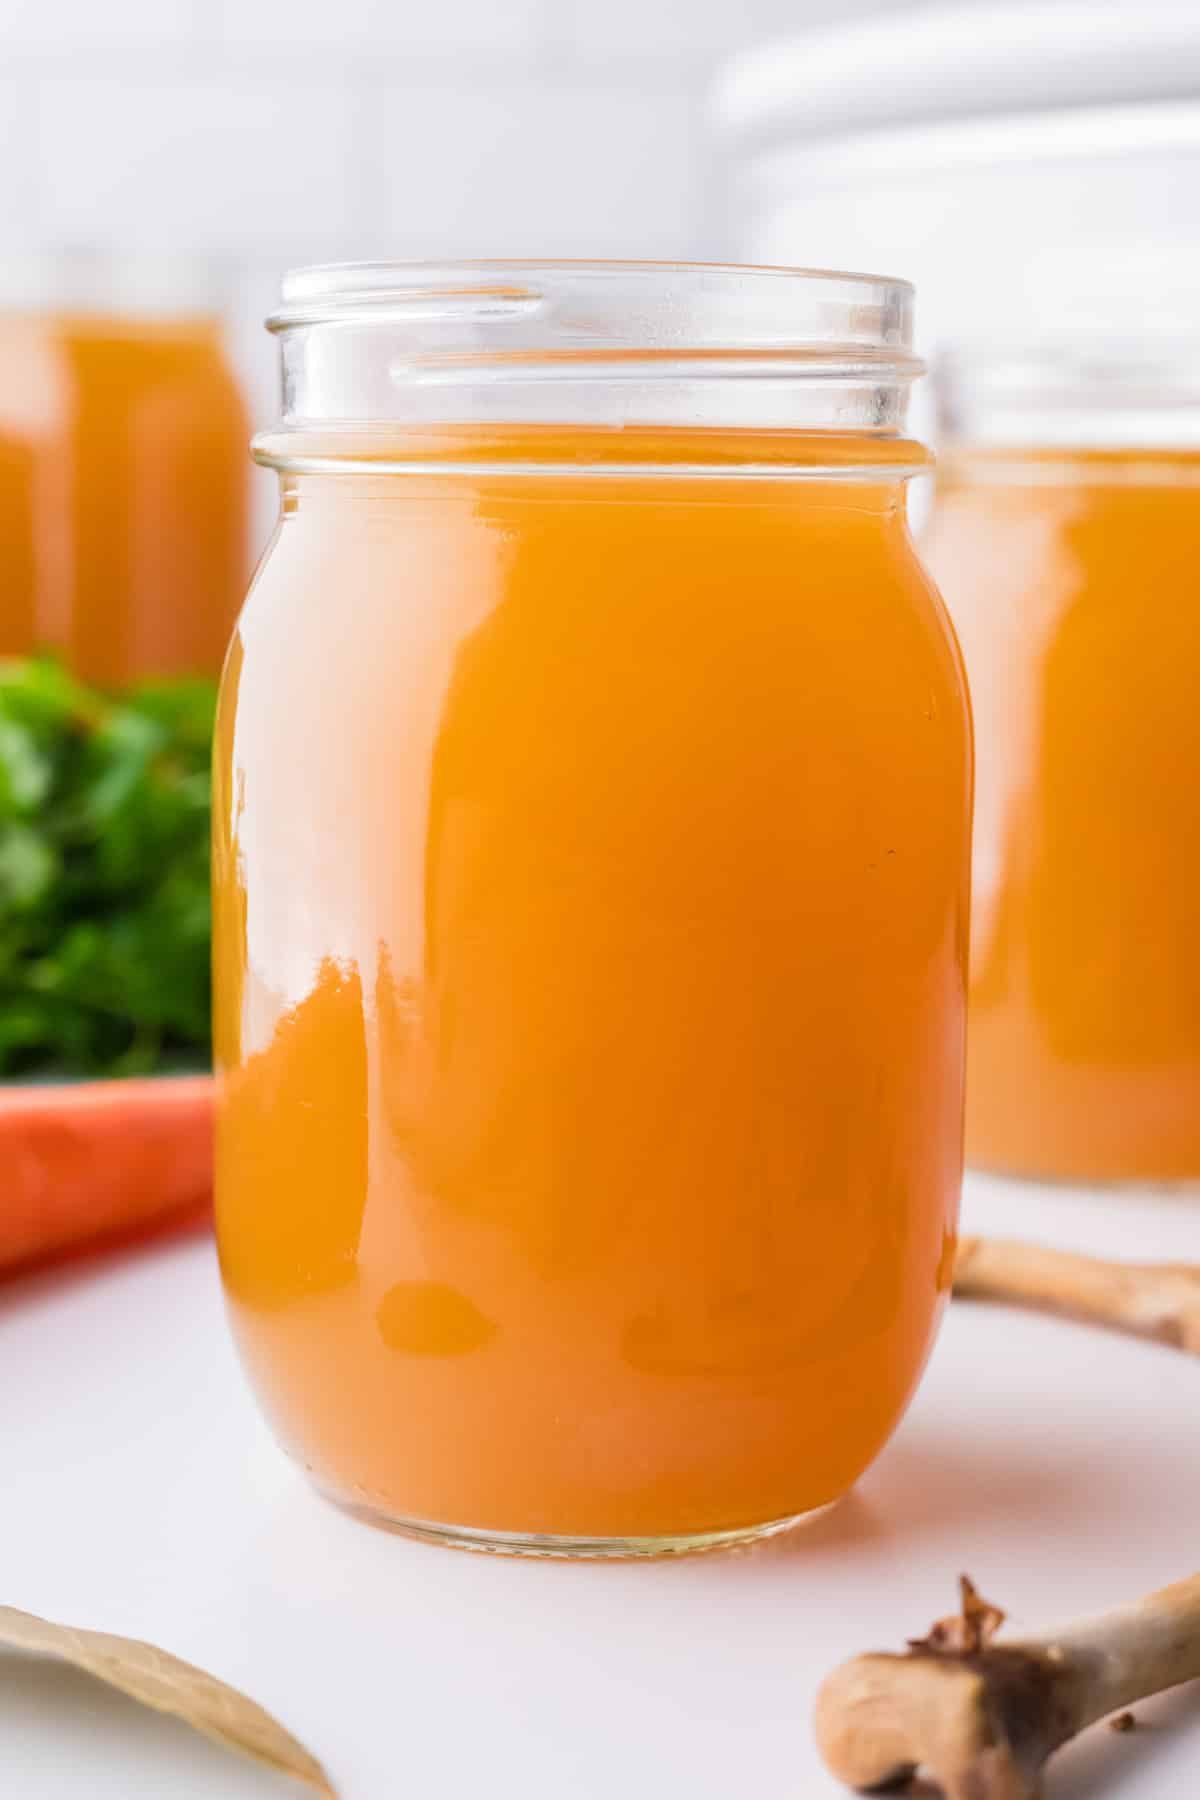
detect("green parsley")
[0,656,215,1077]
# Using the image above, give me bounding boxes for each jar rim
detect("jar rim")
[266,259,923,440]
[269,257,915,338]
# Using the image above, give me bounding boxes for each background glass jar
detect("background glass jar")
[924,342,1200,1185]
[214,261,972,1555]
[0,251,248,687]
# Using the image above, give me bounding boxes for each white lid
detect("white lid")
[714,0,1200,151]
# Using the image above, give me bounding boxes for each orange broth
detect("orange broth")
[925,448,1200,1183]
[214,428,971,1542]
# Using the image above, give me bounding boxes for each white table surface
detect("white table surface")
[1,1172,1197,1800]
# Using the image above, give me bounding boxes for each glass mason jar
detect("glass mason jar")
[924,341,1200,1184]
[213,261,971,1556]
[0,251,248,686]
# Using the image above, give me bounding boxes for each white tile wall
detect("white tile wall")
[0,0,199,53]
[8,0,924,275]
[555,0,925,59]
[35,74,366,256]
[214,0,552,57]
[375,76,704,259]
[556,0,833,59]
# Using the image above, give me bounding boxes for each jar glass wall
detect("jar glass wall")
[214,262,972,1555]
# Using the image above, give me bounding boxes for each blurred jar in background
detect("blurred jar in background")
[923,341,1200,1184]
[0,252,248,687]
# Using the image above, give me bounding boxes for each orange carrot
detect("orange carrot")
[0,1075,213,1277]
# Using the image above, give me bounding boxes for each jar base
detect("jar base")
[317,1487,837,1559]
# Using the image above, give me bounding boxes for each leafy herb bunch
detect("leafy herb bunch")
[0,656,216,1077]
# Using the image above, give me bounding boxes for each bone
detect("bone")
[953,1236,1200,1355]
[814,1572,1200,1799]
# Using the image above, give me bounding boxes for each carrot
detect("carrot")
[0,1075,213,1278]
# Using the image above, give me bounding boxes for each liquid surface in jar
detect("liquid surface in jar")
[0,312,247,685]
[924,447,1200,1183]
[214,428,971,1542]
